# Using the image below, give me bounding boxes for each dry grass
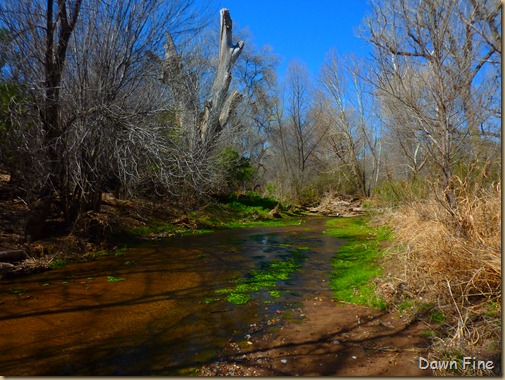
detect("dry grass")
[374,178,501,374]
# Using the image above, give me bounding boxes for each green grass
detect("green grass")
[223,219,302,229]
[192,192,303,230]
[215,248,309,305]
[85,246,129,261]
[114,246,127,256]
[131,221,214,237]
[128,192,304,241]
[397,300,413,313]
[49,259,68,268]
[218,192,279,210]
[325,217,390,309]
[429,310,446,324]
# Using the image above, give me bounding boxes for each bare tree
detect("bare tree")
[149,8,244,152]
[319,51,381,197]
[285,61,317,177]
[228,42,279,181]
[362,0,501,207]
[0,0,82,241]
[266,61,329,202]
[0,0,209,240]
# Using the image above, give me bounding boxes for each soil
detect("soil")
[199,292,433,376]
[0,175,185,278]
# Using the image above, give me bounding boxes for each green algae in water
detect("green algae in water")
[269,290,281,298]
[215,249,308,305]
[203,297,220,304]
[226,293,252,305]
[107,275,126,283]
[325,217,389,309]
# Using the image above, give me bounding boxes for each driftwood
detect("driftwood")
[0,250,27,263]
[101,193,132,208]
[306,194,366,217]
[268,204,282,218]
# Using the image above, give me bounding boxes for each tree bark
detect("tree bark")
[152,8,244,150]
[199,9,244,145]
[25,0,82,242]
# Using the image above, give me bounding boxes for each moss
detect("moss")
[202,298,220,304]
[326,217,389,309]
[225,293,252,305]
[9,287,28,295]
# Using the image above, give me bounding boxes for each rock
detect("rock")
[281,359,287,364]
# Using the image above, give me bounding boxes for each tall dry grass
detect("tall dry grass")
[374,177,501,374]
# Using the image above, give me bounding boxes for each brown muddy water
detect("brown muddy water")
[0,217,341,375]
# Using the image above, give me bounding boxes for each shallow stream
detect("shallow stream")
[0,217,342,375]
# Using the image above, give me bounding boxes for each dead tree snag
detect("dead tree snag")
[151,8,244,150]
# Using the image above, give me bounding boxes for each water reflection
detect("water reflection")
[0,217,341,375]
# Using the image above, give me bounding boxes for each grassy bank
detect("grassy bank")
[1,193,302,277]
[131,193,302,238]
[324,216,390,309]
[373,179,501,375]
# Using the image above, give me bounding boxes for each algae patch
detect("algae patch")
[325,216,390,308]
[215,247,310,305]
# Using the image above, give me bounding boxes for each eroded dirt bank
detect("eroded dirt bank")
[199,292,432,376]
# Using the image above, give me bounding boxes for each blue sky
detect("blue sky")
[211,0,372,81]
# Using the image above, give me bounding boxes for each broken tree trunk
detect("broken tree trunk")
[199,9,244,145]
[150,8,244,150]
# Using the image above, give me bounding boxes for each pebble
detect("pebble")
[281,359,287,364]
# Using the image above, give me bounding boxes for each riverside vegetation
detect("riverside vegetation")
[0,0,500,376]
[0,186,500,375]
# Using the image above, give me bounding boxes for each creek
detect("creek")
[0,217,342,375]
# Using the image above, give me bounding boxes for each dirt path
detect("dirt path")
[199,293,433,376]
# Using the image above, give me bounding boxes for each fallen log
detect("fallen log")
[0,249,27,263]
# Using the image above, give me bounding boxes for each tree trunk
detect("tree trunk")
[152,8,244,150]
[24,0,82,242]
[199,9,244,146]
